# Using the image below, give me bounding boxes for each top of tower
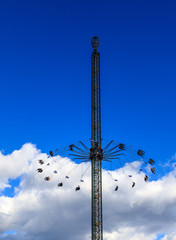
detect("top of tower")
[91,36,100,50]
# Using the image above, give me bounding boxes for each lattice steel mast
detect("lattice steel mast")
[90,36,103,240]
[37,36,156,240]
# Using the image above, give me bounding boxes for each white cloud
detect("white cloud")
[0,143,39,190]
[0,144,176,240]
[162,232,176,240]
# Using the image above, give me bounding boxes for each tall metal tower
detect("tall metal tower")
[37,36,156,240]
[90,36,103,240]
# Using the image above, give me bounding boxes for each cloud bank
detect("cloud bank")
[0,143,176,240]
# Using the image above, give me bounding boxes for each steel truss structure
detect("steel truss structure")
[90,36,103,240]
[37,37,156,240]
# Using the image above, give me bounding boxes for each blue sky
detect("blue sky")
[0,0,175,160]
[0,1,176,239]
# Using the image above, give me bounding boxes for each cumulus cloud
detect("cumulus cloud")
[163,232,176,240]
[0,144,176,240]
[0,144,39,190]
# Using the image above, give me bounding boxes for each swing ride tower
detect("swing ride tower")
[90,36,103,240]
[37,36,156,240]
